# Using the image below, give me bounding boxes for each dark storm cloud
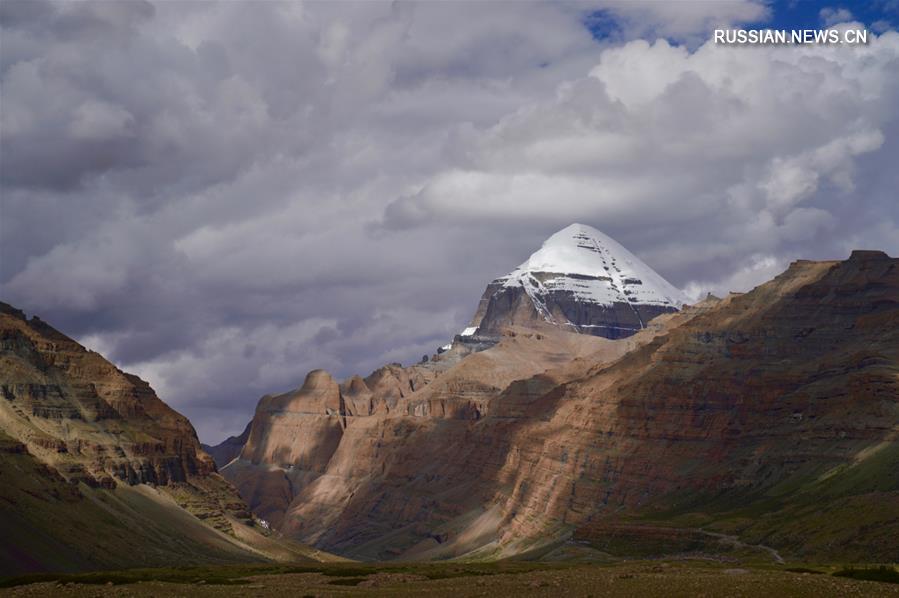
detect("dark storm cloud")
[2,0,895,443]
[0,1,158,190]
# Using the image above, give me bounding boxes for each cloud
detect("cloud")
[2,1,897,443]
[759,129,884,214]
[871,19,893,34]
[820,7,854,27]
[384,33,899,287]
[68,100,135,141]
[682,254,787,302]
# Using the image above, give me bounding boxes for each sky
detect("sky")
[2,0,898,443]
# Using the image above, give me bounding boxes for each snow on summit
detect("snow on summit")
[458,223,687,341]
[500,223,687,310]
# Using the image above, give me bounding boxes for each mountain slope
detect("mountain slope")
[222,327,632,544]
[202,421,251,469]
[217,250,898,562]
[0,302,330,575]
[465,224,687,340]
[0,432,259,574]
[488,250,899,560]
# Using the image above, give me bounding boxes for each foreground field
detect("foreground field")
[2,561,898,597]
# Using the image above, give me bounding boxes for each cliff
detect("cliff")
[0,303,330,574]
[218,251,898,562]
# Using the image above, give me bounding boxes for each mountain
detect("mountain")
[215,241,898,562]
[463,224,687,340]
[222,329,630,535]
[0,302,331,575]
[202,421,252,469]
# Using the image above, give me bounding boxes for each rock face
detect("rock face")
[465,224,687,340]
[202,421,251,468]
[479,251,899,560]
[0,303,219,486]
[219,250,899,562]
[0,303,325,574]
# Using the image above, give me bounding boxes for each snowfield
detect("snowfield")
[498,223,687,309]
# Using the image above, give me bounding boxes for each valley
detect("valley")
[1,224,896,584]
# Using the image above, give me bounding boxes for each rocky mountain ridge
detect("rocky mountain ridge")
[215,249,898,562]
[0,302,331,574]
[0,303,217,490]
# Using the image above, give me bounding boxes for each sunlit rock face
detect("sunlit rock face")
[0,302,217,488]
[0,303,275,573]
[219,249,899,562]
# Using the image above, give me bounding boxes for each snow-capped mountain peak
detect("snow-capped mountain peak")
[502,223,687,309]
[462,223,687,340]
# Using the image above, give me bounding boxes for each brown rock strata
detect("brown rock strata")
[220,252,899,561]
[0,303,331,573]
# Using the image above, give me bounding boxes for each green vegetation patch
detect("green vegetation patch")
[0,569,251,587]
[0,561,580,589]
[318,566,378,577]
[572,523,729,558]
[833,565,899,584]
[0,564,312,588]
[628,441,899,563]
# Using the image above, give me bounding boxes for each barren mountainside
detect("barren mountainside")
[0,303,217,489]
[3,233,895,574]
[0,303,329,574]
[218,249,899,562]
